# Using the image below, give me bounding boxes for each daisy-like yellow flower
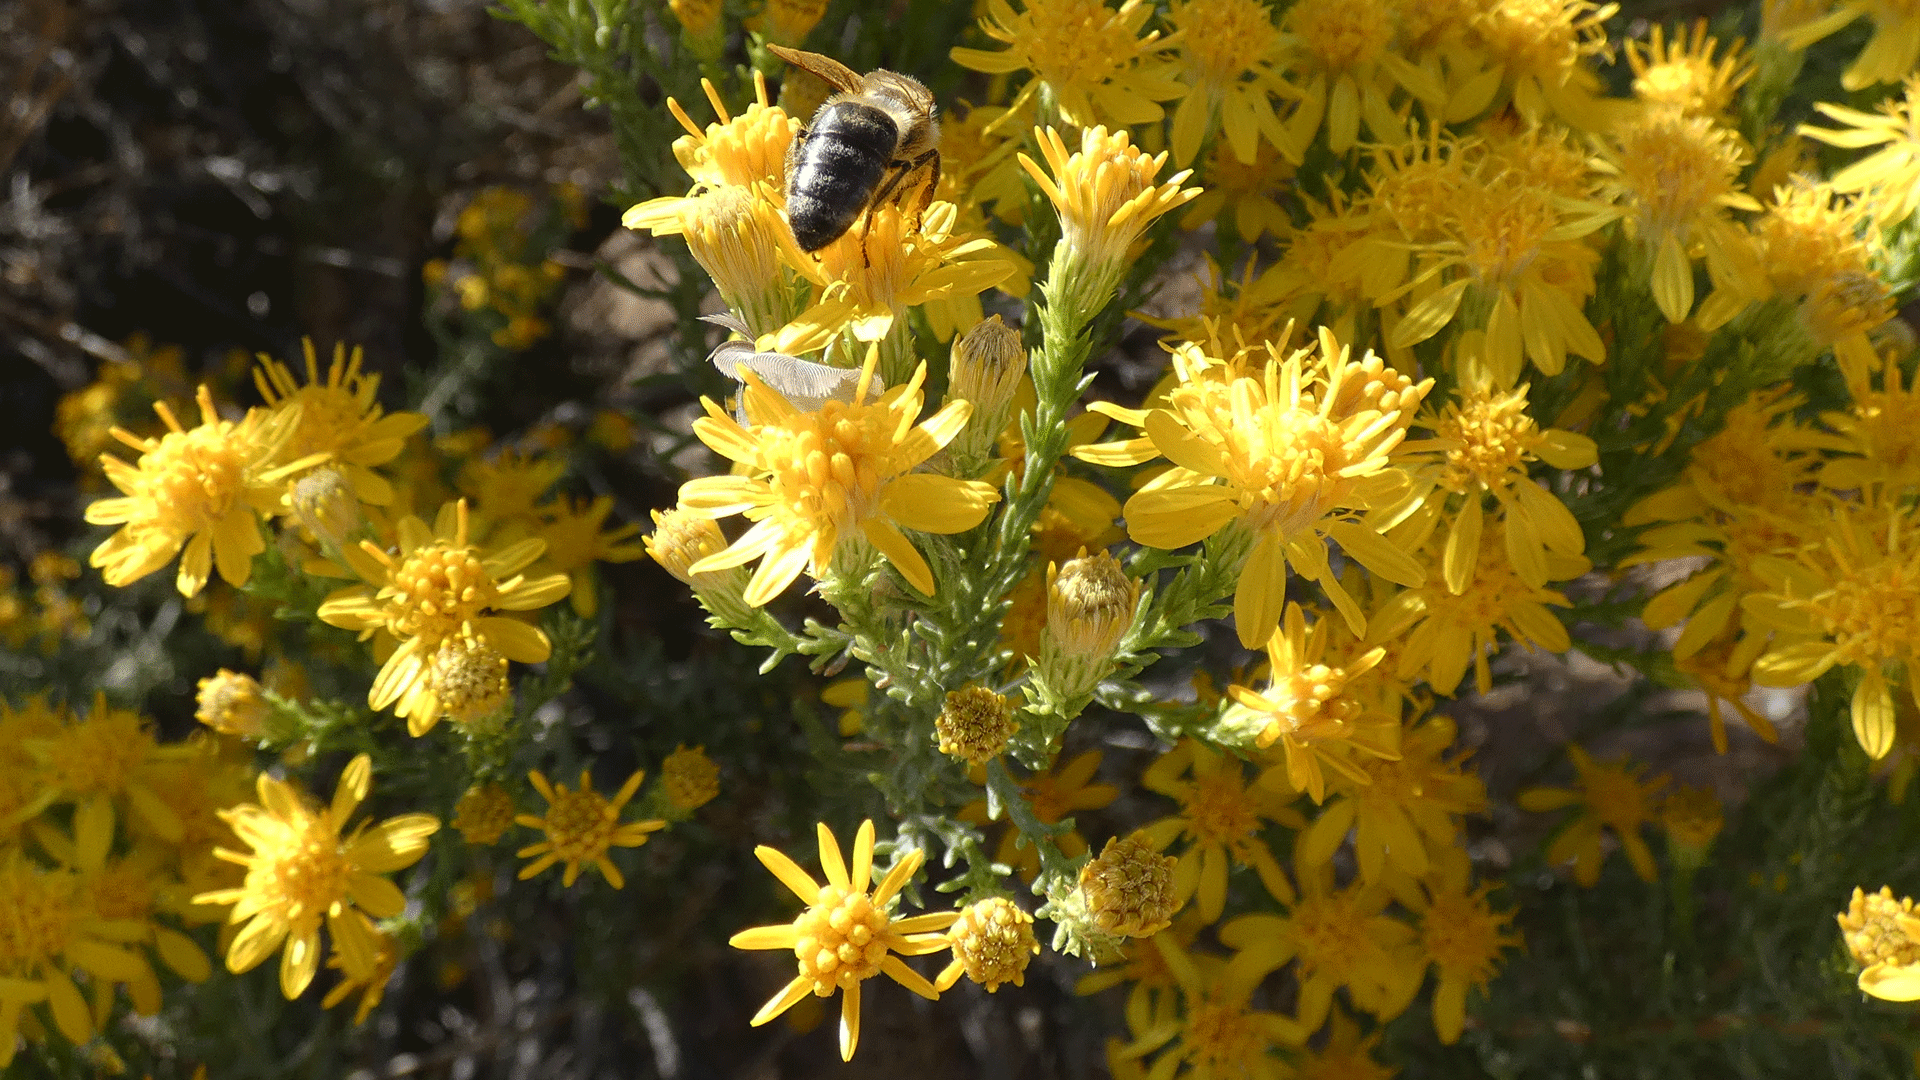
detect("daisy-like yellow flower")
[321,928,398,1025]
[1518,745,1669,885]
[1375,524,1588,696]
[1466,0,1619,130]
[26,691,185,843]
[1277,0,1445,155]
[1292,1007,1398,1080]
[0,853,155,1066]
[318,500,571,734]
[1299,713,1487,881]
[729,820,957,1061]
[950,0,1185,130]
[1837,885,1920,1001]
[1224,602,1403,803]
[1179,140,1297,242]
[514,768,666,888]
[773,201,1020,353]
[1164,0,1291,167]
[1820,349,1920,491]
[1221,851,1422,1029]
[1626,20,1753,119]
[1407,846,1521,1044]
[1092,328,1431,646]
[1397,380,1597,593]
[1111,937,1308,1080]
[676,355,999,605]
[1673,633,1783,754]
[457,448,565,527]
[452,783,516,846]
[1801,76,1920,227]
[1747,497,1920,760]
[1140,740,1305,921]
[1593,105,1762,323]
[87,386,317,597]
[253,340,428,506]
[934,896,1040,992]
[959,749,1121,880]
[628,181,796,338]
[664,72,794,193]
[531,495,646,619]
[1779,0,1920,89]
[194,753,440,1000]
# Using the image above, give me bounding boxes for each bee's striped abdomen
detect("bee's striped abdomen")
[786,101,897,252]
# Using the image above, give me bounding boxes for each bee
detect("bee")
[769,45,941,253]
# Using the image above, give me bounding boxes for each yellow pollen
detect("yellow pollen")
[1813,558,1920,664]
[947,897,1039,991]
[1181,770,1261,847]
[1474,0,1607,77]
[389,543,500,641]
[1839,887,1920,969]
[1421,889,1508,979]
[264,814,351,921]
[454,784,516,846]
[1453,182,1559,284]
[1611,111,1748,233]
[1438,390,1541,492]
[537,786,622,864]
[428,636,509,725]
[794,885,891,991]
[1021,0,1155,88]
[1254,664,1362,747]
[132,426,247,536]
[1292,891,1372,974]
[1290,0,1395,72]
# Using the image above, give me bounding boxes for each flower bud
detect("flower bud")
[667,0,725,63]
[935,685,1019,766]
[946,316,1027,466]
[661,744,721,811]
[1659,784,1724,872]
[683,185,794,337]
[195,669,271,739]
[935,897,1040,992]
[429,634,510,729]
[1078,831,1179,938]
[453,783,516,846]
[750,0,828,48]
[288,466,363,552]
[1044,550,1138,661]
[644,508,757,627]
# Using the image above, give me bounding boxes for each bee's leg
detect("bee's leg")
[903,150,940,231]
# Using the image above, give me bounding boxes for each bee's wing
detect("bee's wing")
[767,45,866,95]
[708,337,884,406]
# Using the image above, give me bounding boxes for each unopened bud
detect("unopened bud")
[453,783,515,846]
[683,186,792,337]
[428,634,510,731]
[1044,550,1138,660]
[288,466,362,550]
[1079,831,1179,938]
[935,685,1019,766]
[947,316,1027,465]
[661,744,721,811]
[752,0,828,48]
[667,0,725,62]
[935,897,1040,992]
[644,508,757,627]
[195,669,270,739]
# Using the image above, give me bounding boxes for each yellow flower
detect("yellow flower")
[728,820,957,1060]
[1466,0,1618,129]
[746,0,825,47]
[1518,745,1668,885]
[774,201,1020,352]
[1837,886,1920,1001]
[318,499,570,734]
[934,896,1040,992]
[1397,381,1597,593]
[935,686,1020,766]
[1747,497,1920,760]
[676,357,999,605]
[1593,105,1761,323]
[628,182,796,338]
[457,448,565,527]
[514,768,665,888]
[1300,713,1487,881]
[1111,936,1308,1080]
[253,340,428,505]
[958,749,1120,880]
[1626,20,1754,118]
[320,928,398,1024]
[1179,140,1297,241]
[531,495,646,619]
[1140,740,1304,921]
[1292,1007,1398,1080]
[1277,0,1445,155]
[1659,783,1724,861]
[1673,633,1783,754]
[87,386,314,597]
[1801,76,1920,227]
[1819,349,1920,490]
[452,783,516,846]
[1375,523,1587,696]
[668,73,794,192]
[1221,852,1421,1028]
[1407,845,1520,1043]
[661,744,721,811]
[194,669,273,740]
[1098,328,1431,646]
[0,853,154,1065]
[1779,0,1920,89]
[1164,0,1290,167]
[26,692,185,843]
[194,753,440,999]
[1080,830,1182,938]
[1224,602,1403,803]
[950,0,1185,129]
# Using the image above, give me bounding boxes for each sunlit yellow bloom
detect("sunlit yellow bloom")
[194,753,440,999]
[678,357,999,605]
[746,0,826,47]
[1593,105,1761,323]
[1180,140,1296,242]
[26,692,185,844]
[959,750,1120,880]
[1838,885,1920,1001]
[318,500,570,734]
[1779,0,1920,89]
[254,340,428,506]
[194,668,271,740]
[1467,0,1619,129]
[1301,713,1486,881]
[87,386,314,597]
[1407,846,1520,1044]
[1518,745,1668,885]
[1097,328,1430,646]
[1225,603,1402,803]
[320,928,398,1024]
[1375,524,1587,696]
[1278,0,1445,155]
[729,820,956,1060]
[669,73,795,192]
[934,897,1040,992]
[1747,498,1920,760]
[1141,740,1303,921]
[514,768,665,888]
[1164,0,1291,167]
[950,0,1185,129]
[452,783,516,846]
[1112,936,1308,1080]
[627,182,796,337]
[1801,77,1920,226]
[457,448,565,527]
[0,853,156,1065]
[1819,350,1920,490]
[775,201,1019,352]
[531,495,646,619]
[1221,852,1421,1028]
[1626,20,1754,118]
